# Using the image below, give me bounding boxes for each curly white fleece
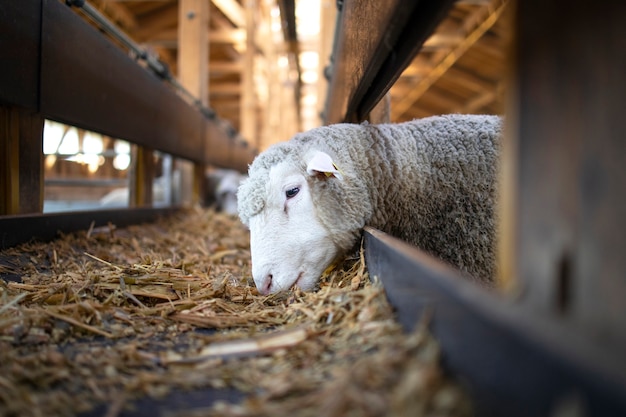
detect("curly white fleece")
[238,114,502,283]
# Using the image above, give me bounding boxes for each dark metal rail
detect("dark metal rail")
[365,227,626,417]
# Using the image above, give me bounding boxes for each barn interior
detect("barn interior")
[1,0,626,416]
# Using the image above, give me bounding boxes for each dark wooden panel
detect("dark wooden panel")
[17,108,44,213]
[0,1,41,109]
[365,227,626,417]
[506,0,626,342]
[324,0,455,123]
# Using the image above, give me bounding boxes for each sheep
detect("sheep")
[204,169,246,215]
[237,114,502,294]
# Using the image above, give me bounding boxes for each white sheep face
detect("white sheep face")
[248,159,339,294]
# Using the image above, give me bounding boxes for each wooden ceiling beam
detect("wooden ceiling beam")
[445,66,495,91]
[132,4,179,42]
[208,83,241,95]
[93,0,138,31]
[141,28,245,48]
[454,82,505,113]
[211,0,246,28]
[209,61,243,74]
[391,0,508,120]
[421,32,465,51]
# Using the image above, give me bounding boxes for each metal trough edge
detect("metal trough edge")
[364,226,626,417]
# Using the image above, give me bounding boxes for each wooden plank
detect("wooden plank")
[325,0,455,123]
[365,227,626,417]
[0,207,179,250]
[178,0,209,204]
[129,146,155,207]
[40,1,253,173]
[178,0,209,107]
[0,107,20,215]
[0,107,44,215]
[0,1,41,110]
[501,0,626,343]
[211,0,246,28]
[239,3,256,146]
[391,0,508,121]
[317,0,337,123]
[17,109,44,214]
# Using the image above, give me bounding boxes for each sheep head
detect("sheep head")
[238,145,366,295]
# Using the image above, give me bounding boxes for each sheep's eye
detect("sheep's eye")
[285,187,300,199]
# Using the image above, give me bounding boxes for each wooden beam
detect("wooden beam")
[178,0,209,105]
[501,0,626,343]
[455,82,504,113]
[210,28,245,44]
[144,28,245,48]
[132,4,179,42]
[365,227,626,417]
[178,0,209,206]
[209,83,241,95]
[95,0,138,31]
[240,2,256,145]
[0,106,44,215]
[129,145,154,207]
[317,0,337,123]
[211,0,245,28]
[208,61,242,74]
[325,0,456,123]
[391,0,508,121]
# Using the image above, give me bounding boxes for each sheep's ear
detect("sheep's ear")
[306,151,343,180]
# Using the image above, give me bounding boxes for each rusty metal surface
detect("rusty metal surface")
[364,227,626,417]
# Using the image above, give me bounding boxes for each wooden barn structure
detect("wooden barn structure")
[1,0,625,415]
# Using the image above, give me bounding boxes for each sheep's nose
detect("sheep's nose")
[257,274,272,295]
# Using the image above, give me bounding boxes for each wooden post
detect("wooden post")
[500,0,626,344]
[367,93,390,124]
[178,0,209,205]
[129,145,154,207]
[240,1,257,148]
[317,0,337,125]
[0,106,44,215]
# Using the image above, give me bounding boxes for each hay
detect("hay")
[0,207,471,416]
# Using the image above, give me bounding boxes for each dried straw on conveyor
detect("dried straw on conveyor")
[0,208,471,416]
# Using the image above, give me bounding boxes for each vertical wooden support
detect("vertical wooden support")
[0,106,43,215]
[240,1,257,148]
[501,0,626,344]
[178,0,209,205]
[367,93,390,124]
[317,0,337,123]
[129,145,154,207]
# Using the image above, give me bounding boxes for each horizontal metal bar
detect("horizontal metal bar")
[364,226,626,417]
[0,207,179,249]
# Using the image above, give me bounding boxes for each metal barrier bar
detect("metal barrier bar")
[364,227,626,417]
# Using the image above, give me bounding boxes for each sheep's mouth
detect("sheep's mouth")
[293,271,305,289]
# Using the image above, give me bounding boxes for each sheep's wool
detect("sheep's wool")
[238,114,502,283]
